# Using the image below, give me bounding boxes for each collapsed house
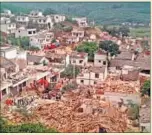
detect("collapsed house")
[45,50,70,67]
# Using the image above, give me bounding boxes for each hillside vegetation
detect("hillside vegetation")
[1,2,150,25]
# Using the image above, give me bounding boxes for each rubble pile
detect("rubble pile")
[98,77,140,94]
[2,89,127,133]
[33,90,127,132]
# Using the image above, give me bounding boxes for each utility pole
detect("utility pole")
[73,63,75,79]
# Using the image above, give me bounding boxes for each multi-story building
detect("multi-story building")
[70,51,88,67]
[15,27,37,38]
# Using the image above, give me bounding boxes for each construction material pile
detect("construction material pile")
[97,77,140,94]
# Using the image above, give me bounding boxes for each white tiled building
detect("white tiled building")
[94,50,108,67]
[30,30,54,49]
[72,28,85,39]
[72,17,88,27]
[29,10,43,17]
[0,46,18,59]
[53,14,66,23]
[76,66,108,86]
[16,16,29,25]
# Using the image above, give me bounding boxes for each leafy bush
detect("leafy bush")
[127,103,139,120]
[141,80,150,97]
[8,36,30,50]
[29,46,40,51]
[61,64,80,79]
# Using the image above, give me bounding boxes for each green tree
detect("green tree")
[99,40,120,56]
[61,64,80,79]
[119,26,130,37]
[29,46,40,51]
[76,42,98,61]
[43,8,57,15]
[51,39,56,43]
[141,80,150,97]
[8,37,30,50]
[0,117,58,133]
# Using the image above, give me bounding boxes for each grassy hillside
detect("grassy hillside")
[1,2,150,25]
[1,3,30,14]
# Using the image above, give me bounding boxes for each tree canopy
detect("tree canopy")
[60,64,80,79]
[76,42,98,61]
[141,80,150,97]
[99,40,120,56]
[102,25,130,37]
[8,37,30,50]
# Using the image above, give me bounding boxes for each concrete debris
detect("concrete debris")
[96,77,140,94]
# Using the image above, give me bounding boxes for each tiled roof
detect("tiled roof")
[70,51,88,59]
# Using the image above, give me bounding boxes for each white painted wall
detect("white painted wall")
[94,53,107,67]
[76,70,105,86]
[16,16,29,22]
[65,55,70,67]
[0,23,16,34]
[54,15,66,23]
[2,49,17,59]
[72,30,85,38]
[17,51,27,60]
[15,28,37,38]
[71,56,88,66]
[30,37,42,49]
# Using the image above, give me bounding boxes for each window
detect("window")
[80,80,84,83]
[2,89,7,96]
[95,73,99,78]
[98,60,101,63]
[33,31,36,34]
[18,30,20,33]
[79,60,83,64]
[103,61,106,65]
[73,60,76,63]
[94,81,97,84]
[23,81,26,87]
[28,31,32,34]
